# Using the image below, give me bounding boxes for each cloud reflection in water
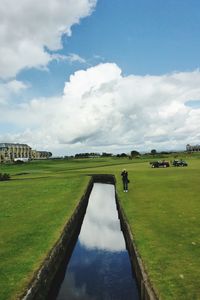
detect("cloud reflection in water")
[56,183,139,300]
[79,183,125,252]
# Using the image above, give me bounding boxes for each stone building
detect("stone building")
[0,143,32,163]
[0,143,52,163]
[37,151,52,159]
[186,144,200,152]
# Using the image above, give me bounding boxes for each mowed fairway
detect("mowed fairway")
[0,156,200,300]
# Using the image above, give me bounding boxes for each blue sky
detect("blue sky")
[18,0,200,97]
[0,0,200,155]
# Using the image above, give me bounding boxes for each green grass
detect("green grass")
[116,159,200,299]
[0,166,90,300]
[0,156,200,299]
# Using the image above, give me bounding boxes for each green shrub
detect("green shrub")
[0,173,11,181]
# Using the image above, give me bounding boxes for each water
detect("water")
[55,183,139,300]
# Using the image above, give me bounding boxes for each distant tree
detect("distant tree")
[102,152,113,157]
[75,153,88,158]
[75,152,100,158]
[151,149,157,155]
[160,151,170,154]
[131,150,140,157]
[116,153,127,158]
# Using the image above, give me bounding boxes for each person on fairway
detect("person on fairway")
[121,169,129,192]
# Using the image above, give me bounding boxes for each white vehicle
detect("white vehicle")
[14,157,30,163]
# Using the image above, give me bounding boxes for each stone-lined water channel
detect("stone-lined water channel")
[54,183,139,299]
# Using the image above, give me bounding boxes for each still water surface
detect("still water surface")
[56,183,139,300]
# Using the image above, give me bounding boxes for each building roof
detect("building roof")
[0,143,30,148]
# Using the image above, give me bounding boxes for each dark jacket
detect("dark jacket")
[121,171,128,182]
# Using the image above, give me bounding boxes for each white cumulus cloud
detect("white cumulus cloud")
[0,63,200,154]
[0,80,28,104]
[0,0,97,78]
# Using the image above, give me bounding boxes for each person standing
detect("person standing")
[121,169,129,192]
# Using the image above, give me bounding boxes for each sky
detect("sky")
[0,0,200,156]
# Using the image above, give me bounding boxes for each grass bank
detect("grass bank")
[0,155,200,299]
[0,163,90,300]
[116,158,200,299]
